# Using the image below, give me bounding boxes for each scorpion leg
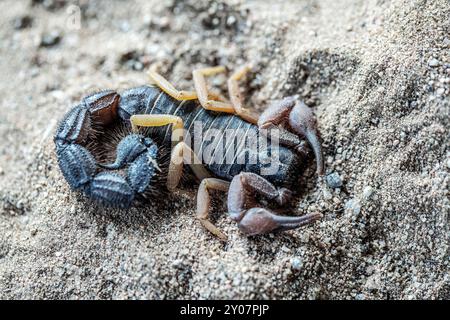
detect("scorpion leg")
[193,65,259,123]
[149,65,198,101]
[192,66,237,114]
[149,64,256,123]
[197,178,231,241]
[258,98,324,175]
[148,65,225,102]
[167,142,210,192]
[130,114,184,144]
[227,65,259,124]
[228,172,322,236]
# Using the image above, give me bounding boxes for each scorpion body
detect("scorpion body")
[118,86,305,187]
[55,66,324,240]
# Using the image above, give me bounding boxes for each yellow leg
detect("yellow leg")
[208,90,228,103]
[227,65,259,124]
[197,178,230,241]
[148,66,198,101]
[149,64,258,123]
[130,114,184,143]
[193,66,236,114]
[167,142,210,192]
[148,65,227,103]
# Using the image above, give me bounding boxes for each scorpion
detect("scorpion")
[54,65,325,241]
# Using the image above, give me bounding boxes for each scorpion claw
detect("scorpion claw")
[258,98,325,176]
[238,208,322,236]
[228,173,322,237]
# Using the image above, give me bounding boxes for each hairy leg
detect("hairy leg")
[167,142,210,191]
[192,66,237,114]
[227,65,259,124]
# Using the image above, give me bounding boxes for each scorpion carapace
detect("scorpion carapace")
[55,66,324,240]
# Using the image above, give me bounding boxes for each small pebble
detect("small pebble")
[32,0,67,11]
[444,38,450,47]
[362,186,374,200]
[13,15,33,30]
[172,259,184,268]
[345,199,361,216]
[119,21,131,32]
[326,172,343,189]
[119,50,148,70]
[323,189,333,201]
[428,58,439,67]
[290,257,303,271]
[400,131,406,140]
[226,15,237,26]
[355,293,365,300]
[436,88,445,96]
[40,31,62,47]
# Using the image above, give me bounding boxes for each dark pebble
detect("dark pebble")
[32,0,67,11]
[40,31,62,47]
[119,50,149,71]
[13,15,33,30]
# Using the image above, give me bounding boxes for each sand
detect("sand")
[0,0,448,299]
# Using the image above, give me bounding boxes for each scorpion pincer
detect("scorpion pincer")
[54,66,325,241]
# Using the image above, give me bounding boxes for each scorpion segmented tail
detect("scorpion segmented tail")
[54,91,160,208]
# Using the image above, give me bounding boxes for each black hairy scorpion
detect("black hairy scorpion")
[54,65,325,241]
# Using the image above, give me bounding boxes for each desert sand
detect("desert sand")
[0,0,448,299]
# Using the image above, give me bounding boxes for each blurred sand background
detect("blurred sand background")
[0,0,448,299]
